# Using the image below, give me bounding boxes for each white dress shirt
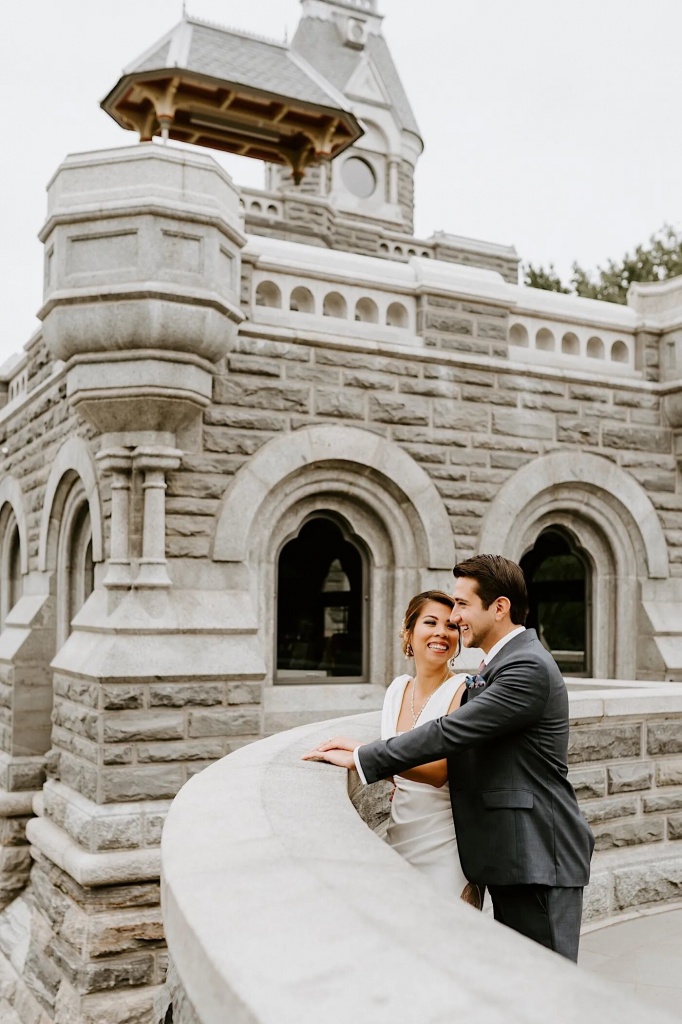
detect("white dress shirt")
[353,626,527,783]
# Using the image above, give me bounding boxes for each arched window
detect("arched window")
[57,485,95,646]
[0,512,22,630]
[255,281,281,308]
[276,516,367,682]
[520,528,591,676]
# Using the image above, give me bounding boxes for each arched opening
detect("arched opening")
[290,286,315,314]
[611,340,629,363]
[323,292,347,319]
[255,281,282,308]
[562,332,580,355]
[386,302,408,328]
[355,297,379,323]
[587,336,605,359]
[57,485,95,647]
[276,515,367,682]
[520,527,590,676]
[536,328,555,351]
[510,323,529,347]
[0,514,22,630]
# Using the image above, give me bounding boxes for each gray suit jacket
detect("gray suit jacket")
[358,629,594,887]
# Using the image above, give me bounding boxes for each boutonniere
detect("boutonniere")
[464,673,486,690]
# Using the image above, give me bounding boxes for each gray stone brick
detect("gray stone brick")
[602,426,671,452]
[137,740,227,762]
[424,311,473,334]
[607,763,653,793]
[285,364,341,384]
[613,857,682,909]
[315,389,365,419]
[556,419,600,445]
[401,443,447,464]
[342,370,397,391]
[433,401,488,432]
[101,766,185,803]
[476,320,506,340]
[150,684,224,708]
[53,676,98,708]
[226,682,261,705]
[202,409,285,431]
[399,379,456,398]
[492,410,554,440]
[232,337,308,362]
[568,384,609,403]
[166,473,229,500]
[100,685,145,711]
[569,766,605,799]
[102,744,134,765]
[368,395,429,425]
[490,451,530,470]
[643,793,682,813]
[227,355,281,378]
[593,817,664,851]
[204,429,269,455]
[647,722,682,755]
[102,713,185,744]
[460,386,516,406]
[53,700,98,742]
[581,797,637,824]
[188,709,260,738]
[669,813,682,840]
[657,760,682,786]
[213,378,310,412]
[568,724,641,764]
[613,391,660,409]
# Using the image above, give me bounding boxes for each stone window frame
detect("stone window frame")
[478,450,668,679]
[55,483,94,647]
[212,424,456,688]
[0,476,28,633]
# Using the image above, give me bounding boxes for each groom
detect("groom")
[307,554,595,962]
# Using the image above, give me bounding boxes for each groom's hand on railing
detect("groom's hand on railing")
[301,736,360,770]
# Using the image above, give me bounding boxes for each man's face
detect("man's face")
[451,576,497,650]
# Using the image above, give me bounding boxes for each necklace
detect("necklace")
[410,670,451,728]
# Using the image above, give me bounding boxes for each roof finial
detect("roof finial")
[182,0,187,16]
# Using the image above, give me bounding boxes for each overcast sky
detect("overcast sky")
[2,0,681,364]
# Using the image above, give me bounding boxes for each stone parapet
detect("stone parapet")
[159,700,682,1024]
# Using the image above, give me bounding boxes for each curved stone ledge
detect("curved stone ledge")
[161,706,681,1024]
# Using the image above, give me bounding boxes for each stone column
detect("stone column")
[97,448,133,589]
[133,447,182,589]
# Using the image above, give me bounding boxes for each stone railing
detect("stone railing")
[160,685,682,1024]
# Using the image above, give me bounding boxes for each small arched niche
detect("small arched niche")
[0,510,22,631]
[586,336,605,359]
[386,302,408,328]
[255,281,282,309]
[611,340,629,363]
[323,292,347,319]
[536,328,555,351]
[510,323,529,347]
[355,297,379,323]
[290,286,315,314]
[562,332,580,356]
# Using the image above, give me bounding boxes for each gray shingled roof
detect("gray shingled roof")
[126,18,353,111]
[291,17,421,138]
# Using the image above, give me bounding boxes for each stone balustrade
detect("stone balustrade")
[159,684,682,1024]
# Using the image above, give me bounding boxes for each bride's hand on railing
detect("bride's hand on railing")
[301,736,360,769]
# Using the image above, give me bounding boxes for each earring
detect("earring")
[405,642,413,659]
[448,655,457,670]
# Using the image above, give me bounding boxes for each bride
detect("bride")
[306,590,481,907]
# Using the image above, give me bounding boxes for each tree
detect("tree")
[523,224,682,305]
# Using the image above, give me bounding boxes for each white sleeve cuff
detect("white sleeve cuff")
[353,746,368,784]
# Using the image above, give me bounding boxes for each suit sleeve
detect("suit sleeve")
[357,656,550,784]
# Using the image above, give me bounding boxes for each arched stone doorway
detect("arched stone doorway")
[520,527,591,676]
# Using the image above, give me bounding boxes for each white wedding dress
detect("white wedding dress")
[379,673,469,900]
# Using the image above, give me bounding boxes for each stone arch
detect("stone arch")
[38,438,103,573]
[477,450,668,677]
[0,476,29,576]
[212,425,456,686]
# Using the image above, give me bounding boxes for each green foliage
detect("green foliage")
[523,224,682,305]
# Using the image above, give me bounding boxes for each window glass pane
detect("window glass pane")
[521,530,589,675]
[277,517,365,681]
[341,156,376,199]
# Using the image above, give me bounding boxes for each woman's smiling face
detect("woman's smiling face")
[408,600,460,667]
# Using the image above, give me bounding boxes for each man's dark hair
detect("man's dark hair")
[453,554,528,625]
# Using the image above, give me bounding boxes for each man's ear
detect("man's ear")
[494,596,511,620]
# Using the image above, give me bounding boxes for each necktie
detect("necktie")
[478,659,486,673]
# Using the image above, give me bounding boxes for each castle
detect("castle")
[0,1,681,1021]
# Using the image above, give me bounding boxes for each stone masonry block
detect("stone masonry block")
[53,701,98,742]
[137,739,227,762]
[149,684,224,707]
[647,722,682,755]
[342,371,397,391]
[602,426,671,452]
[613,858,682,910]
[227,355,281,378]
[581,797,637,825]
[424,311,473,335]
[213,378,310,413]
[433,401,488,432]
[203,408,286,431]
[59,753,97,801]
[187,709,260,738]
[102,745,134,765]
[315,389,365,419]
[568,767,605,800]
[643,793,682,814]
[226,682,261,705]
[557,419,600,445]
[101,766,185,803]
[368,395,429,425]
[102,713,184,744]
[669,814,682,840]
[100,686,145,711]
[53,676,98,708]
[492,409,554,440]
[592,817,664,851]
[568,724,641,764]
[231,337,309,362]
[607,763,653,793]
[657,760,682,786]
[204,429,268,455]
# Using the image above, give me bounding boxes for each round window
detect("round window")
[342,156,376,199]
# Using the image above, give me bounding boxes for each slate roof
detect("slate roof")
[291,16,421,138]
[124,18,354,112]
